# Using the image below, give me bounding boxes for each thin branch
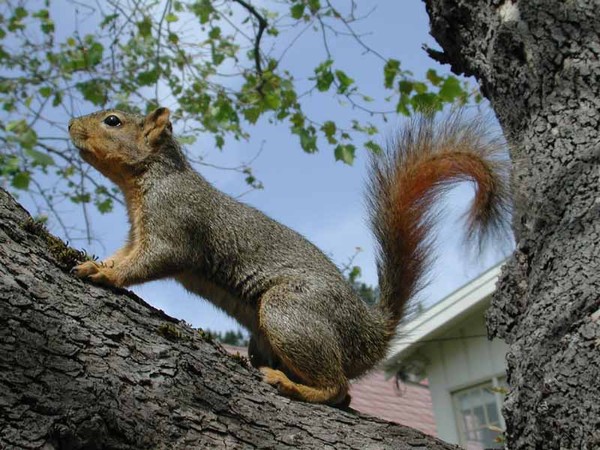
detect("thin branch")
[77,161,93,245]
[36,142,124,207]
[154,0,172,103]
[29,177,72,241]
[230,0,268,93]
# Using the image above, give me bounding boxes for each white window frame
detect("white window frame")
[452,375,507,449]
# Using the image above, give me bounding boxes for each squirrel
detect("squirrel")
[68,107,509,406]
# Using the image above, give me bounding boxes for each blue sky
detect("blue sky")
[16,1,510,333]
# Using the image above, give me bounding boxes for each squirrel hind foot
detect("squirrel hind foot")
[260,367,348,405]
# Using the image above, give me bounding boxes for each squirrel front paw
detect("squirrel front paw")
[71,260,101,277]
[71,261,121,287]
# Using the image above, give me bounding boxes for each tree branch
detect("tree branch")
[231,0,268,93]
[0,187,455,450]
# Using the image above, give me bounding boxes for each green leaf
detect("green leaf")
[100,13,119,28]
[321,121,337,144]
[411,93,439,112]
[211,44,225,65]
[6,119,27,133]
[212,96,238,125]
[290,112,305,129]
[335,70,354,94]
[316,71,333,92]
[137,16,152,37]
[263,92,281,110]
[25,148,54,166]
[191,0,215,24]
[215,135,225,149]
[293,126,318,153]
[39,86,53,98]
[396,94,410,116]
[384,59,400,89]
[41,20,55,34]
[307,0,321,13]
[364,140,382,154]
[19,129,39,151]
[165,13,179,23]
[76,79,107,105]
[70,193,91,204]
[439,76,463,102]
[177,135,197,145]
[85,41,104,66]
[12,171,30,190]
[426,69,443,86]
[32,9,49,20]
[398,80,413,95]
[348,265,361,283]
[313,59,334,92]
[137,69,159,86]
[334,143,356,165]
[413,82,428,94]
[243,107,261,124]
[14,7,28,20]
[52,91,62,107]
[38,13,55,35]
[290,3,305,19]
[0,156,20,173]
[95,198,113,214]
[209,26,221,39]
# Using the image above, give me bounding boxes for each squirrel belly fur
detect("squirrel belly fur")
[69,107,509,405]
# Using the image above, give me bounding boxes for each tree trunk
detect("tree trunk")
[424,0,600,448]
[0,187,455,449]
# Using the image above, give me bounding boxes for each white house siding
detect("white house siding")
[417,303,509,444]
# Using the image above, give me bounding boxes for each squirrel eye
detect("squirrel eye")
[103,115,122,127]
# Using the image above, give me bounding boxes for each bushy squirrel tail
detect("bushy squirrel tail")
[368,112,510,338]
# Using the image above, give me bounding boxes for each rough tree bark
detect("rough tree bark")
[423,0,600,448]
[0,188,455,449]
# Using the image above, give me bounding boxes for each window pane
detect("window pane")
[453,381,505,449]
[473,404,486,427]
[486,399,499,424]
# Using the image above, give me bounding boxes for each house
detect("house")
[386,262,509,449]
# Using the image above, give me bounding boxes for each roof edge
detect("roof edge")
[386,260,505,363]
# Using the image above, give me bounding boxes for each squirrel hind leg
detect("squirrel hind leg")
[257,285,349,405]
[260,367,348,405]
[248,334,284,370]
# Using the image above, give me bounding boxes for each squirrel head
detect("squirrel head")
[69,107,177,186]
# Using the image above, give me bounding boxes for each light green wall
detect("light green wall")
[413,304,509,444]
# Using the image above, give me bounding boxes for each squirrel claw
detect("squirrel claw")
[71,260,100,278]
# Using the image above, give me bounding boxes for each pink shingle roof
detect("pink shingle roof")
[350,371,436,436]
[221,344,436,436]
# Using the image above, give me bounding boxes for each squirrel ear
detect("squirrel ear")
[143,107,172,147]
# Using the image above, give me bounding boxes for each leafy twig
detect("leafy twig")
[230,0,268,93]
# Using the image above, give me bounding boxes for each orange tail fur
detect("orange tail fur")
[368,112,510,335]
